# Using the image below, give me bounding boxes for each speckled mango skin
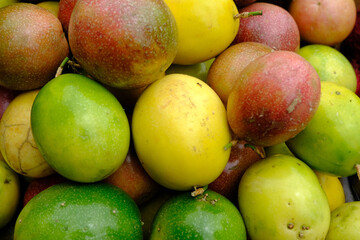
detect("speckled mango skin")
[68,0,178,89]
[14,182,143,240]
[286,82,360,177]
[31,74,130,183]
[227,50,321,147]
[238,154,330,240]
[150,190,247,240]
[0,3,69,90]
[233,2,300,52]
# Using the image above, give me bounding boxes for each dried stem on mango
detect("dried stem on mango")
[234,10,263,20]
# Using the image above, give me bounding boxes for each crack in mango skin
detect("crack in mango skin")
[0,90,54,178]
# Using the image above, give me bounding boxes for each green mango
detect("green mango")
[165,58,215,83]
[238,154,330,240]
[150,189,247,240]
[287,81,360,177]
[326,201,360,240]
[14,182,143,240]
[265,142,294,157]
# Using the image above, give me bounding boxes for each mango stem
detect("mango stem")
[55,57,70,77]
[245,143,266,158]
[356,164,360,181]
[223,139,239,151]
[191,185,208,197]
[234,10,263,19]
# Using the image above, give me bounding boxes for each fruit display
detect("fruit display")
[0,0,360,239]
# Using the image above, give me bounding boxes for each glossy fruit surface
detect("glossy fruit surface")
[132,74,231,190]
[31,74,130,183]
[0,160,20,229]
[0,0,18,8]
[14,182,143,239]
[163,0,239,65]
[326,201,360,240]
[314,170,345,212]
[150,189,247,240]
[165,58,215,82]
[298,44,357,92]
[36,1,59,16]
[287,82,360,177]
[238,154,330,240]
[265,142,294,157]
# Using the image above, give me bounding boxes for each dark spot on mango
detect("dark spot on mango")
[302,224,310,230]
[335,91,341,95]
[4,178,11,184]
[287,223,294,229]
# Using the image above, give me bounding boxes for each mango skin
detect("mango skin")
[0,90,55,178]
[286,81,360,177]
[31,74,130,183]
[132,74,231,191]
[150,190,247,240]
[14,182,143,240]
[326,201,360,240]
[0,3,69,90]
[227,50,321,147]
[238,154,330,240]
[163,0,239,65]
[298,44,357,92]
[0,160,20,229]
[68,0,178,89]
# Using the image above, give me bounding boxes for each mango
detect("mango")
[287,81,360,177]
[238,154,330,240]
[326,201,360,240]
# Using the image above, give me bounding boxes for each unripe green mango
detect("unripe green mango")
[326,201,360,240]
[286,81,360,177]
[14,182,143,239]
[238,154,330,240]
